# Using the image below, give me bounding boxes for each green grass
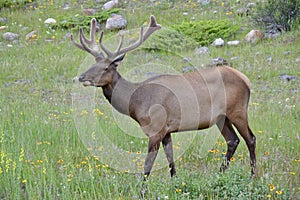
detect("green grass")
[1,0,299,199]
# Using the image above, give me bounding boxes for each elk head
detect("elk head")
[71,15,161,87]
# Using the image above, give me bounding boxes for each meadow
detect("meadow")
[0,0,299,199]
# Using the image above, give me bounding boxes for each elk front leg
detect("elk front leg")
[143,134,161,180]
[162,133,176,177]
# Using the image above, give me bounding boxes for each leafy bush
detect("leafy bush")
[55,8,120,30]
[143,28,198,52]
[172,20,240,46]
[252,0,300,31]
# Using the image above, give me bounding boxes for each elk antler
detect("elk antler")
[71,15,161,62]
[70,18,104,62]
[99,15,161,61]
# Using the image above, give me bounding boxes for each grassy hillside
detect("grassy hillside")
[0,0,299,199]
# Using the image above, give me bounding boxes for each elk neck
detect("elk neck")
[102,71,138,116]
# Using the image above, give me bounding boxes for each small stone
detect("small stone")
[194,46,210,55]
[266,56,272,62]
[245,30,264,43]
[211,38,224,47]
[0,18,8,24]
[3,32,19,41]
[105,14,127,30]
[227,40,240,46]
[199,0,210,5]
[0,26,7,31]
[212,57,228,66]
[44,18,57,25]
[279,74,298,82]
[182,66,196,73]
[62,3,70,10]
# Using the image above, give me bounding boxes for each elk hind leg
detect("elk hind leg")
[217,116,240,172]
[231,115,256,177]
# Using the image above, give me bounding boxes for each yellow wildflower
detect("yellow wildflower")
[276,190,282,195]
[57,159,64,164]
[269,183,275,191]
[176,188,181,193]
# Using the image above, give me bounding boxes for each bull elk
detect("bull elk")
[71,15,256,178]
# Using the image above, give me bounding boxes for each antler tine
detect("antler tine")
[82,18,98,50]
[142,15,161,42]
[115,26,144,56]
[99,31,114,58]
[79,28,103,62]
[116,34,125,53]
[99,15,161,61]
[70,34,86,51]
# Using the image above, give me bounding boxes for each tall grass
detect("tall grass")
[0,0,299,199]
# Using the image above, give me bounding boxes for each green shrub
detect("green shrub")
[172,20,240,46]
[55,8,120,30]
[252,0,300,31]
[143,28,198,53]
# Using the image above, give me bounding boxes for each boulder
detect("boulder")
[245,30,264,43]
[102,0,118,10]
[211,38,224,47]
[44,18,57,25]
[105,14,127,30]
[3,32,19,41]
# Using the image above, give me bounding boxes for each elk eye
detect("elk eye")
[104,67,108,71]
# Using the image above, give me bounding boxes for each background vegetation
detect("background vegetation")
[0,0,299,199]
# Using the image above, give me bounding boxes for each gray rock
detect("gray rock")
[194,46,210,55]
[62,3,70,10]
[199,0,210,5]
[212,57,228,66]
[279,74,298,82]
[227,40,240,46]
[44,18,57,25]
[102,0,118,10]
[0,18,8,24]
[266,56,272,62]
[3,32,19,41]
[106,14,127,30]
[182,66,196,73]
[211,38,224,47]
[264,30,280,39]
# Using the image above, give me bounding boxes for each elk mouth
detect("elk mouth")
[82,80,92,87]
[81,80,102,87]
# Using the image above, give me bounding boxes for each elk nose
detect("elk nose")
[78,75,85,82]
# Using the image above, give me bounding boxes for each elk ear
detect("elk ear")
[112,54,126,66]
